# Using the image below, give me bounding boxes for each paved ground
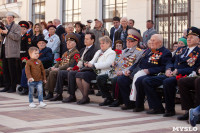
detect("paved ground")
[0,89,199,133]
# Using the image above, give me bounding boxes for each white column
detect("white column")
[29,0,32,21]
[59,0,63,24]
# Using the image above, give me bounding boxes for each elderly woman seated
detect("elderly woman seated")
[75,36,116,104]
[45,25,60,63]
[17,37,53,95]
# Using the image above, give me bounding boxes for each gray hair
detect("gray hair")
[99,36,112,46]
[53,19,61,24]
[120,17,128,23]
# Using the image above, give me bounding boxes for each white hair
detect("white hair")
[152,34,163,45]
[120,17,128,22]
[53,19,60,24]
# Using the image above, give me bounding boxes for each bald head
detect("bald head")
[150,34,163,49]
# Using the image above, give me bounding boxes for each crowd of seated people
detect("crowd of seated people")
[0,13,200,126]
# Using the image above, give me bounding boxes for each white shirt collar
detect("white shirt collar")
[86,45,92,49]
[56,24,62,28]
[186,46,196,56]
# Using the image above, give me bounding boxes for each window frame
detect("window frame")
[151,0,191,49]
[62,0,81,26]
[32,0,46,23]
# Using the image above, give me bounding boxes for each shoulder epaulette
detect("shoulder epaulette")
[136,47,142,51]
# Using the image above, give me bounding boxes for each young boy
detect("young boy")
[25,47,47,108]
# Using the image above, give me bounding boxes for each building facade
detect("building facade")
[0,0,200,48]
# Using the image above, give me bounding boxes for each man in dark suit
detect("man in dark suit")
[114,17,132,49]
[143,27,200,117]
[110,17,120,49]
[117,34,172,110]
[53,19,65,38]
[60,23,82,55]
[176,27,200,121]
[50,32,97,101]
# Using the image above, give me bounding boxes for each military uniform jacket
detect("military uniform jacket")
[111,46,143,77]
[166,46,200,75]
[129,46,172,75]
[20,33,32,58]
[54,47,79,70]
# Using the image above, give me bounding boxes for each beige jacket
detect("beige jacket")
[0,22,21,58]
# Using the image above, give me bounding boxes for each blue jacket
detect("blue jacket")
[129,46,172,75]
[166,46,200,75]
[39,47,53,69]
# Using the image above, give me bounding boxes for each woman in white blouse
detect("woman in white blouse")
[75,36,116,104]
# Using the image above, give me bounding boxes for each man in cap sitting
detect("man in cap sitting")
[143,27,200,117]
[98,29,144,106]
[117,34,172,110]
[177,27,200,121]
[0,12,21,93]
[44,33,79,100]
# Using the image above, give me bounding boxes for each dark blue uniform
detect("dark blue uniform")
[143,46,200,114]
[117,46,172,107]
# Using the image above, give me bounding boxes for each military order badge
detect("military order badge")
[148,51,162,64]
[122,55,136,69]
[187,52,199,67]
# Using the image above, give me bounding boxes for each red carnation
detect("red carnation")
[115,49,122,55]
[72,65,79,71]
[56,58,62,62]
[21,57,28,63]
[176,74,187,80]
[74,54,81,62]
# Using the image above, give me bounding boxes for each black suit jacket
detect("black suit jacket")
[56,25,65,38]
[80,44,98,63]
[109,27,115,41]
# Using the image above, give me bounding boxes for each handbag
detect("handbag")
[80,67,94,72]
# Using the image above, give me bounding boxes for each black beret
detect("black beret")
[47,25,56,30]
[37,37,48,44]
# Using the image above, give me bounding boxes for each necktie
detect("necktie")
[183,48,189,57]
[81,47,89,60]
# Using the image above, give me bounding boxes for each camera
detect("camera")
[0,22,5,30]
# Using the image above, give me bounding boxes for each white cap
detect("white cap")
[94,19,103,24]
[5,12,15,18]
